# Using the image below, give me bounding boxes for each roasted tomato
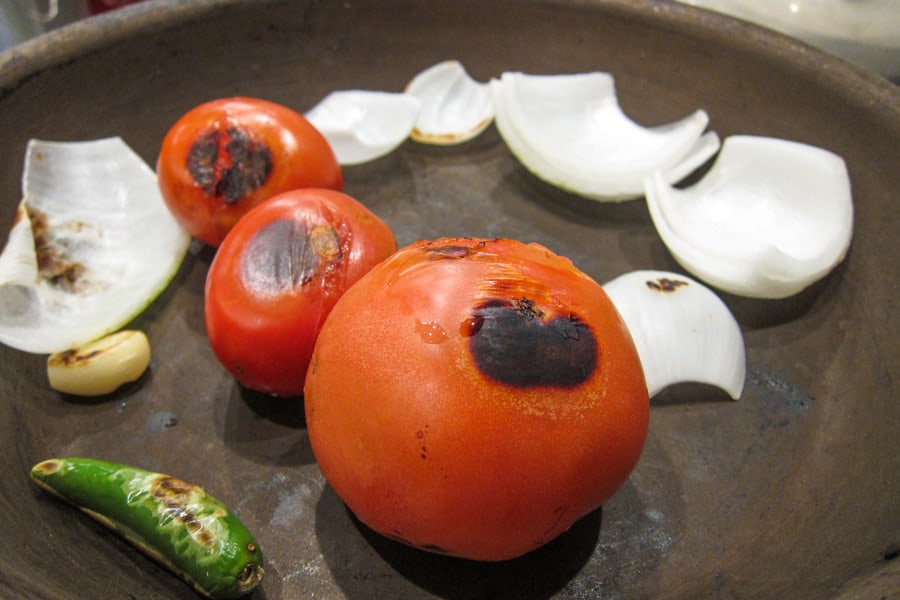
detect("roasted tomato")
[304,237,649,561]
[157,97,342,246]
[205,188,396,397]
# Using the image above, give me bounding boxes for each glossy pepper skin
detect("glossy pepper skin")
[30,458,264,599]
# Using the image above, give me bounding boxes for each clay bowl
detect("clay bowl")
[0,1,897,598]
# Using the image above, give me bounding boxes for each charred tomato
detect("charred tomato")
[205,188,396,397]
[304,237,649,561]
[158,97,342,246]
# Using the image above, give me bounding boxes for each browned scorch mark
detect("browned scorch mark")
[150,476,216,549]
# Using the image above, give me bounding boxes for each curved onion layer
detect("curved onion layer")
[305,90,422,165]
[404,60,494,145]
[0,137,191,354]
[645,135,853,299]
[491,71,720,201]
[603,270,745,399]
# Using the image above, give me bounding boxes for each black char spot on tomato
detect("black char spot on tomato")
[240,218,341,295]
[463,298,598,388]
[187,127,273,204]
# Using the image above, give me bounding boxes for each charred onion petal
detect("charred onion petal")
[645,135,854,298]
[0,138,191,353]
[305,90,421,165]
[603,270,746,399]
[404,60,494,145]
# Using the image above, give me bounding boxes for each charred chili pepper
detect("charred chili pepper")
[30,458,263,599]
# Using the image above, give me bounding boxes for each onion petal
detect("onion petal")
[645,135,854,298]
[404,60,494,145]
[491,71,719,201]
[305,90,422,165]
[0,137,191,354]
[603,270,746,399]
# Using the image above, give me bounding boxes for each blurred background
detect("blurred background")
[0,1,143,50]
[0,0,146,49]
[676,0,900,80]
[1,0,898,80]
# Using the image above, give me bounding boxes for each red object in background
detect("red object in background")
[89,0,146,14]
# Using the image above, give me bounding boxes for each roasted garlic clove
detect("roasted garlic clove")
[47,330,151,396]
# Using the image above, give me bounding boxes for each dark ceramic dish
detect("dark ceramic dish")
[0,1,897,598]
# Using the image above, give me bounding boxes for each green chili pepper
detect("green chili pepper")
[30,457,264,599]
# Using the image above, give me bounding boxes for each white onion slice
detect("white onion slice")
[645,135,854,299]
[305,90,421,165]
[491,71,720,201]
[603,270,746,399]
[404,60,494,145]
[0,137,191,354]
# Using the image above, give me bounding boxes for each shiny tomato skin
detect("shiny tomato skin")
[205,188,396,397]
[158,97,342,246]
[305,237,649,561]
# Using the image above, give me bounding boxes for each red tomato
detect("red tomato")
[157,97,342,246]
[205,188,396,397]
[304,237,649,561]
